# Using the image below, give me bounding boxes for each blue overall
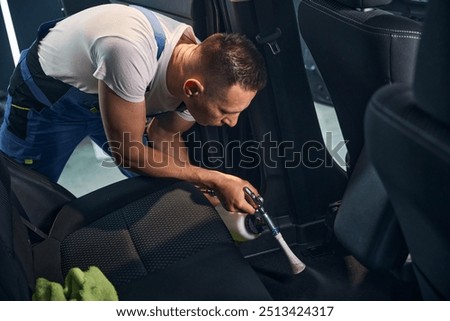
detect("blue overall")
[0,6,165,182]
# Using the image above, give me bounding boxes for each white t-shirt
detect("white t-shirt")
[38,3,195,121]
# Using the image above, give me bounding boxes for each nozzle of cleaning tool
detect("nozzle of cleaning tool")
[243,187,306,274]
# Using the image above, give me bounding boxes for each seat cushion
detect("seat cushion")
[33,177,271,300]
[59,182,232,285]
[116,243,272,300]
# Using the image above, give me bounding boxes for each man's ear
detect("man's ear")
[183,79,204,97]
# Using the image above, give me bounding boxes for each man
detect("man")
[0,4,267,214]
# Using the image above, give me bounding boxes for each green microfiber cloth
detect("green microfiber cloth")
[33,277,66,301]
[32,266,118,301]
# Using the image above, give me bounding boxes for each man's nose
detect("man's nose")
[223,114,239,127]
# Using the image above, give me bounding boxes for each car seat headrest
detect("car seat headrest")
[335,0,392,9]
[414,0,450,126]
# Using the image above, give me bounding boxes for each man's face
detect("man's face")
[185,84,256,127]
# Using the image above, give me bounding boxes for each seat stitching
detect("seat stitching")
[301,0,422,36]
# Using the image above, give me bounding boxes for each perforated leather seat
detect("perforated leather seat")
[365,0,450,300]
[298,0,422,270]
[298,0,422,170]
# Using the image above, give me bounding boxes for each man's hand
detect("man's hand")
[201,191,221,207]
[211,173,258,214]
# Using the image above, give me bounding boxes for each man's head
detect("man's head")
[183,33,267,127]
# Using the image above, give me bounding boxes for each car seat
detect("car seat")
[298,0,422,270]
[0,152,271,300]
[365,0,450,300]
[298,0,422,171]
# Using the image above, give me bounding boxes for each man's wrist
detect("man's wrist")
[188,167,223,189]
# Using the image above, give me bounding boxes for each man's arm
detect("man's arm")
[146,111,194,165]
[98,80,257,214]
[148,111,222,207]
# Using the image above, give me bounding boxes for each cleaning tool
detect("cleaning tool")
[215,204,264,242]
[243,187,306,274]
[202,187,306,274]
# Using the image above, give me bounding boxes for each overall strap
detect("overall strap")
[19,50,52,107]
[19,18,64,108]
[130,5,166,60]
[37,18,64,40]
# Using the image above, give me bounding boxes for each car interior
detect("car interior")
[1,0,447,301]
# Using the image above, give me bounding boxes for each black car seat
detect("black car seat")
[298,0,422,171]
[298,0,422,270]
[0,152,271,300]
[116,0,215,40]
[60,0,111,16]
[365,0,450,300]
[61,0,215,41]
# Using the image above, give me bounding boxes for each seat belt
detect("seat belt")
[10,191,48,240]
[252,0,313,210]
[253,0,289,121]
[254,8,281,55]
